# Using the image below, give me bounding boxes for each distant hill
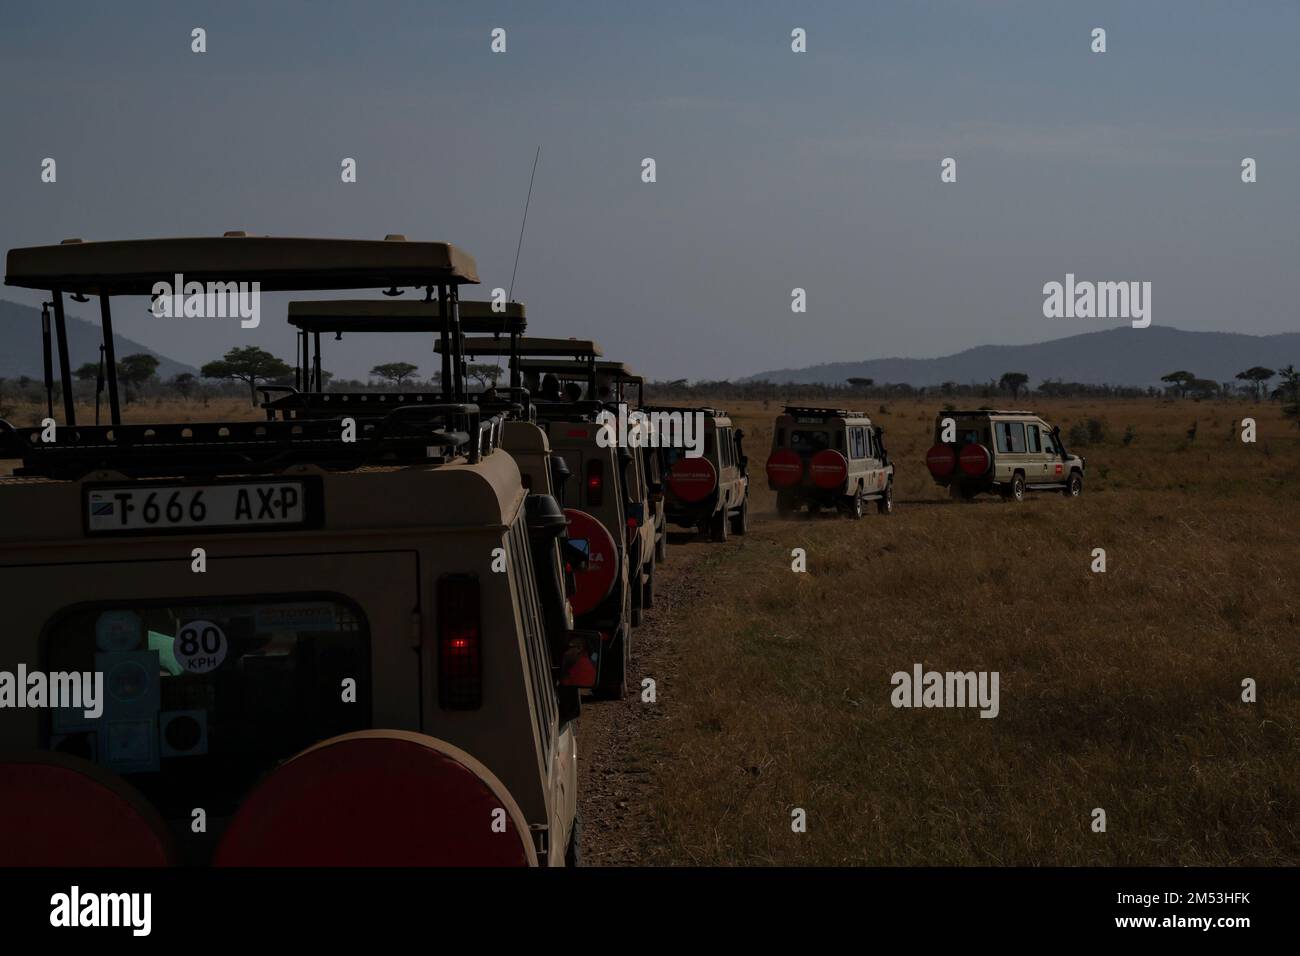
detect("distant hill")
[746,326,1300,388]
[0,298,197,380]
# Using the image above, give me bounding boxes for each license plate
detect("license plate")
[86,481,307,534]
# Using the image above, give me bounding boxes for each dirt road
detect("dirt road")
[575,530,724,865]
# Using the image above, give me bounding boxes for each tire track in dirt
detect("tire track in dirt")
[575,530,724,865]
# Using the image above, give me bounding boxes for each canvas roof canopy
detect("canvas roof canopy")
[4,234,479,296]
[516,359,640,382]
[287,299,525,334]
[450,336,602,359]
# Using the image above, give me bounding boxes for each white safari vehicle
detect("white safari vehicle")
[0,235,594,866]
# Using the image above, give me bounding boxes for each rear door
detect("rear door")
[5,550,420,859]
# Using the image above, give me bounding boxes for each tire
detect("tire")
[846,489,864,520]
[1007,474,1026,502]
[877,480,894,514]
[643,561,655,610]
[591,623,629,700]
[655,527,667,562]
[776,492,797,519]
[730,497,749,535]
[1064,472,1083,498]
[710,506,729,542]
[565,808,582,867]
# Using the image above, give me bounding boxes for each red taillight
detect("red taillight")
[586,460,604,506]
[438,575,481,710]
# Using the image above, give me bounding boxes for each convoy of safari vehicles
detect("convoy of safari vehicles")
[0,233,1091,869]
[766,406,894,519]
[924,409,1085,501]
[0,234,604,866]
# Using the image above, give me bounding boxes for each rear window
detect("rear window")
[791,430,831,455]
[42,595,370,817]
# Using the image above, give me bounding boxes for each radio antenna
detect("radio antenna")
[508,146,541,302]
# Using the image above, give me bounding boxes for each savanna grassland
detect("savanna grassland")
[633,397,1299,865]
[4,393,1297,866]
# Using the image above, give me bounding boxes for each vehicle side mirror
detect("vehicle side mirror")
[738,455,749,471]
[559,629,602,689]
[626,502,645,526]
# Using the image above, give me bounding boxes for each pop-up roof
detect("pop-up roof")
[5,234,479,295]
[451,336,603,359]
[287,299,524,334]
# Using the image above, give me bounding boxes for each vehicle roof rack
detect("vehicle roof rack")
[286,298,524,335]
[781,405,868,418]
[943,409,1037,417]
[0,405,501,481]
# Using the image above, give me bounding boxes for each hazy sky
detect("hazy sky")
[2,1,1297,381]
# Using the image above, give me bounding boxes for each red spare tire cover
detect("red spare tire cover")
[668,457,717,503]
[765,448,803,489]
[926,443,958,477]
[564,507,619,617]
[0,755,174,866]
[809,449,849,490]
[958,443,992,477]
[215,731,535,867]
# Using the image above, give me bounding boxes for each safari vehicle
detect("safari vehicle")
[649,406,750,542]
[766,406,894,519]
[455,337,636,700]
[0,234,594,866]
[925,409,1086,501]
[517,358,663,621]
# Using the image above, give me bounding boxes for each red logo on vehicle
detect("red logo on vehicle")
[1055,463,1063,475]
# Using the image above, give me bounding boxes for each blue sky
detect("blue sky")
[2,1,1296,380]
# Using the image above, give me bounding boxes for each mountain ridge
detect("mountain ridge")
[744,326,1300,388]
[0,298,197,381]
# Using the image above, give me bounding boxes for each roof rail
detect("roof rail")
[0,405,500,481]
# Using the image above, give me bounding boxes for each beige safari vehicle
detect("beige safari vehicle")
[455,337,636,700]
[648,406,750,542]
[925,409,1086,501]
[0,235,594,866]
[766,406,895,518]
[517,358,663,623]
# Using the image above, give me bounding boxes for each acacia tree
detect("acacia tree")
[370,362,419,390]
[1235,366,1274,402]
[201,347,292,405]
[117,353,160,404]
[1277,365,1300,427]
[467,363,502,389]
[998,372,1029,401]
[1161,370,1195,399]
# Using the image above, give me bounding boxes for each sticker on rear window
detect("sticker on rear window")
[174,620,229,674]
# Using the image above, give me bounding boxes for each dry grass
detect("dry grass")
[641,397,1299,865]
